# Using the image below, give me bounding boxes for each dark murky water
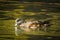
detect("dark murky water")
[23,34,60,40]
[0,34,60,40]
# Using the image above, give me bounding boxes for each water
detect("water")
[0,34,60,40]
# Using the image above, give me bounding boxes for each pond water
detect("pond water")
[0,34,60,40]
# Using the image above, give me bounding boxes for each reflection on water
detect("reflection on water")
[26,35,60,40]
[0,34,60,40]
[15,34,60,40]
